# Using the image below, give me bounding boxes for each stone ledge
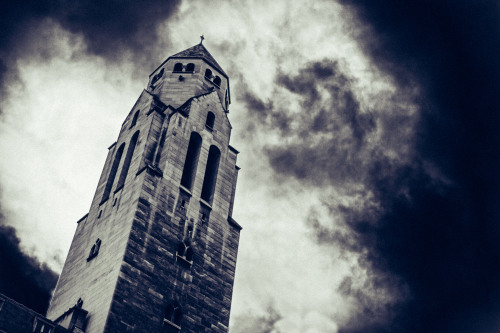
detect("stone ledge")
[227,216,242,231]
[179,185,192,197]
[163,319,181,332]
[228,145,239,154]
[176,254,193,268]
[200,199,212,211]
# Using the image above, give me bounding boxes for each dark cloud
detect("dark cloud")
[0,219,58,315]
[0,0,181,104]
[0,0,181,58]
[239,1,500,332]
[330,1,500,331]
[238,58,414,188]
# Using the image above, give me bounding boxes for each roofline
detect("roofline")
[76,213,89,224]
[150,56,228,80]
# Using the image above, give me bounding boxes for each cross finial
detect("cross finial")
[200,35,205,45]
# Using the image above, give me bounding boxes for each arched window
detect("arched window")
[177,242,193,262]
[201,145,221,203]
[204,68,212,79]
[180,132,202,190]
[173,63,183,72]
[101,143,125,204]
[185,63,195,73]
[152,68,164,84]
[164,302,182,330]
[130,110,139,128]
[115,131,139,191]
[213,76,221,86]
[205,112,215,130]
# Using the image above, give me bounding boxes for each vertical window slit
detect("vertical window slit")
[101,143,125,203]
[180,132,202,190]
[130,110,139,128]
[116,131,140,191]
[205,112,215,130]
[201,145,221,204]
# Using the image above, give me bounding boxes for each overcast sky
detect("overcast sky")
[0,1,499,332]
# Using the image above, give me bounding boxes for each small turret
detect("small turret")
[148,42,231,112]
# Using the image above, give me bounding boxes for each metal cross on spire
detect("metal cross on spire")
[200,35,205,45]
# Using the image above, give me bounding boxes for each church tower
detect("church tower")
[46,42,242,333]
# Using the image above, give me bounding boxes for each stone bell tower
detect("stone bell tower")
[46,41,242,333]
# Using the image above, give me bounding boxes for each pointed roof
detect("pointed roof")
[170,43,228,78]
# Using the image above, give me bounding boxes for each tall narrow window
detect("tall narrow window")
[205,112,215,130]
[180,132,202,190]
[173,63,183,72]
[201,145,221,203]
[101,143,125,204]
[213,76,221,86]
[130,110,139,128]
[204,68,212,79]
[115,131,139,191]
[185,63,195,73]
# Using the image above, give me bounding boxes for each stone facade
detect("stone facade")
[46,43,241,333]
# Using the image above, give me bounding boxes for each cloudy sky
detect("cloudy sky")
[0,1,499,332]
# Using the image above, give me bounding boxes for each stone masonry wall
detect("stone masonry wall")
[150,59,229,111]
[48,50,240,333]
[47,92,159,333]
[105,92,240,333]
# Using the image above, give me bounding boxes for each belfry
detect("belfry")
[45,42,242,332]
